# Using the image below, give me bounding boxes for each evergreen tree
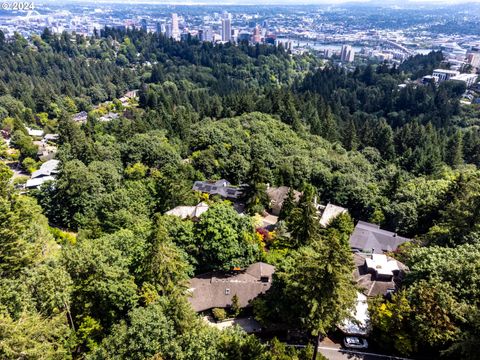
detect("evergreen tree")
[287,184,319,247]
[445,131,463,167]
[279,187,297,221]
[343,118,358,151]
[273,229,356,360]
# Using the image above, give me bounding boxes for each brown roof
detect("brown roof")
[266,186,302,216]
[353,253,408,297]
[188,262,275,312]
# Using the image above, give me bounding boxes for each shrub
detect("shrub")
[212,308,227,322]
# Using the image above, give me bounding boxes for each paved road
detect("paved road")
[318,346,412,360]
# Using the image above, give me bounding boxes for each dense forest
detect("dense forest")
[1,27,480,359]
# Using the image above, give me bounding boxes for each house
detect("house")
[165,202,209,220]
[43,134,59,142]
[99,112,119,122]
[353,253,407,297]
[188,262,275,312]
[192,179,243,200]
[72,111,88,123]
[318,203,348,227]
[266,186,301,216]
[339,253,408,336]
[26,127,44,138]
[25,159,60,189]
[35,141,57,161]
[349,221,410,254]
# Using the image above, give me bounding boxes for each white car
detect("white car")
[343,336,368,349]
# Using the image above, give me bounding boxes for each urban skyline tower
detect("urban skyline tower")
[221,12,231,42]
[171,12,180,40]
[340,44,355,62]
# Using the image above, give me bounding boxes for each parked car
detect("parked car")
[343,336,368,349]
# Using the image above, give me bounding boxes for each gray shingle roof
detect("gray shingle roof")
[349,221,410,254]
[188,262,275,312]
[192,179,243,199]
[31,159,60,179]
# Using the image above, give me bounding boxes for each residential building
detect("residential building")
[265,186,301,216]
[165,202,209,220]
[349,221,410,254]
[188,262,274,312]
[353,252,408,297]
[25,159,60,189]
[72,111,88,123]
[432,68,460,82]
[192,179,243,200]
[450,73,478,88]
[318,203,348,227]
[26,127,44,137]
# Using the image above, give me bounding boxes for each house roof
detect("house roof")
[353,253,407,297]
[188,262,275,312]
[365,254,399,277]
[192,180,243,199]
[31,159,60,179]
[266,186,301,216]
[26,127,44,137]
[72,111,88,122]
[165,202,209,219]
[349,221,410,254]
[25,176,55,189]
[43,134,59,141]
[319,203,348,227]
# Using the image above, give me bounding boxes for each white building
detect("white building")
[451,73,478,88]
[432,69,460,82]
[170,13,180,41]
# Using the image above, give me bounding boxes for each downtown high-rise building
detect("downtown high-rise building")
[340,45,355,62]
[201,26,213,42]
[221,12,232,42]
[170,13,180,41]
[252,25,262,44]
